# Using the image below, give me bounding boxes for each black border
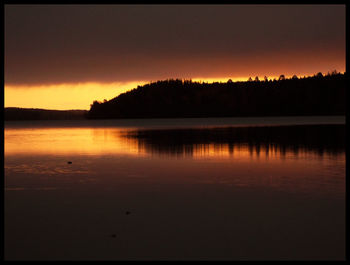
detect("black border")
[2,1,348,263]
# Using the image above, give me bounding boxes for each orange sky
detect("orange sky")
[4,5,345,110]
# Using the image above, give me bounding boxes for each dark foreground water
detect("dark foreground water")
[4,116,345,260]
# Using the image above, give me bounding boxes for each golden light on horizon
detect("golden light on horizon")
[4,81,148,110]
[4,70,345,110]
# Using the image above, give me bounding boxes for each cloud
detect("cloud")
[5,5,345,85]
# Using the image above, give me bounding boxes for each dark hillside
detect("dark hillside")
[88,72,347,119]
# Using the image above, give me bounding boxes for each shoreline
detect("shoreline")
[4,115,346,129]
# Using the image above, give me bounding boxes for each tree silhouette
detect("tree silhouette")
[316,72,323,78]
[87,72,346,119]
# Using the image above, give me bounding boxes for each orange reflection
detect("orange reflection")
[5,128,140,156]
[5,126,345,163]
[4,126,345,197]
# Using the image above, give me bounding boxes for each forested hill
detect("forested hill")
[87,72,347,119]
[5,108,88,120]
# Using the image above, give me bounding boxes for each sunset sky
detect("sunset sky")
[5,5,345,110]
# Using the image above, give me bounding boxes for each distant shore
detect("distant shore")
[4,115,345,130]
[5,107,346,122]
[4,107,88,121]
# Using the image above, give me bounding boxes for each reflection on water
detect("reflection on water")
[123,125,345,159]
[5,123,345,196]
[4,119,346,260]
[5,124,345,160]
[5,127,140,156]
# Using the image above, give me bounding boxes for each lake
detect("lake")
[4,116,346,260]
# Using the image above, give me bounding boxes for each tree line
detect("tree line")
[87,71,347,119]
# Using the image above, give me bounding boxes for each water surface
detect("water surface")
[4,116,345,260]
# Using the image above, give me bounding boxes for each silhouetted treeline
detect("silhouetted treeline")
[5,108,88,120]
[124,124,345,157]
[87,72,347,119]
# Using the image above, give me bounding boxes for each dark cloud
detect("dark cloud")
[5,5,345,85]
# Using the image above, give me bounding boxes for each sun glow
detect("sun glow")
[4,81,148,110]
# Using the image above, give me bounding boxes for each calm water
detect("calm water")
[4,116,346,260]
